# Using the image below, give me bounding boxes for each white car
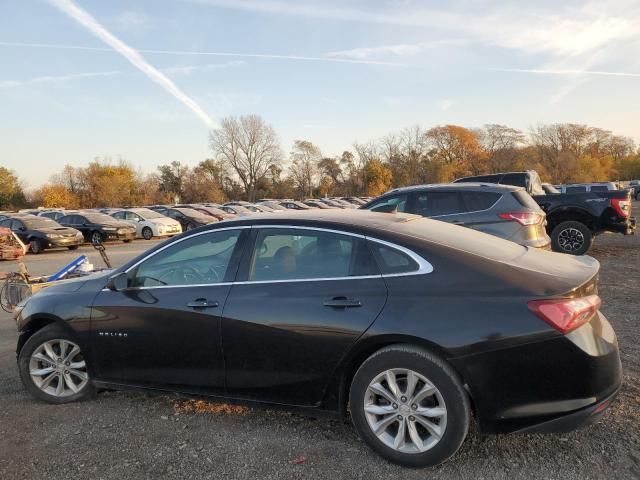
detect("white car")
[111,208,182,240]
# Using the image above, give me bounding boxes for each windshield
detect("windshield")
[22,217,61,229]
[176,208,209,218]
[133,209,164,219]
[83,213,117,223]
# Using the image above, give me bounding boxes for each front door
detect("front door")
[221,227,387,406]
[90,227,248,393]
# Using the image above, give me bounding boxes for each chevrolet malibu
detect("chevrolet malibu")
[14,210,621,467]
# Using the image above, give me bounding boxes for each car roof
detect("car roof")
[384,182,522,195]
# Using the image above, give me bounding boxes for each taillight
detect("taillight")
[527,295,601,334]
[498,212,544,226]
[611,198,630,218]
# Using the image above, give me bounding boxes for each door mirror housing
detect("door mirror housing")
[106,272,129,291]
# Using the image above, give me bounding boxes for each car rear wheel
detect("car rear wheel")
[186,222,196,231]
[18,324,95,404]
[68,245,79,250]
[551,221,593,255]
[142,227,153,240]
[29,239,44,254]
[350,345,470,468]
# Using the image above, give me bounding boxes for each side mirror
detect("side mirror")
[106,272,128,291]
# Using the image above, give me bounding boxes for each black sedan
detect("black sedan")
[13,210,620,467]
[58,212,136,244]
[149,206,217,231]
[0,215,84,253]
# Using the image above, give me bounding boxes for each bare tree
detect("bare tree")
[478,124,525,172]
[289,140,321,198]
[209,115,282,201]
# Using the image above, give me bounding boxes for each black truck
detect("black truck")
[455,170,635,254]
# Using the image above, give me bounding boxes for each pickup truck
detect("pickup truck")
[454,170,636,255]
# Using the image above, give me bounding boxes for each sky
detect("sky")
[1,0,640,189]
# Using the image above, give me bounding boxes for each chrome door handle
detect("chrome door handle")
[187,299,219,309]
[323,297,362,308]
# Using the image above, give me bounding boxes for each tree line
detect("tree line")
[1,116,640,209]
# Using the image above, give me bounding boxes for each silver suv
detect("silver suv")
[362,183,551,249]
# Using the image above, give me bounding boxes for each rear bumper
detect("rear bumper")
[450,311,622,434]
[514,387,620,433]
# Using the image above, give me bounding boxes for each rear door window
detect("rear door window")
[411,191,466,217]
[460,191,501,212]
[248,228,374,281]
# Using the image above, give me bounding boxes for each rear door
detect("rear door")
[221,226,387,406]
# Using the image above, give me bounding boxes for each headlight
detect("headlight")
[117,229,126,234]
[103,227,117,231]
[46,233,61,239]
[76,232,83,237]
[157,225,165,233]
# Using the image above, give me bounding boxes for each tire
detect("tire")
[349,345,470,468]
[90,231,103,245]
[186,222,196,231]
[142,227,153,240]
[18,324,95,404]
[29,239,44,254]
[68,245,79,250]
[123,239,132,243]
[550,221,593,255]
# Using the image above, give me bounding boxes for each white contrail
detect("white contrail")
[0,41,406,66]
[490,68,640,78]
[47,0,216,128]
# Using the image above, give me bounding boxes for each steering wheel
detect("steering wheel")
[158,265,206,285]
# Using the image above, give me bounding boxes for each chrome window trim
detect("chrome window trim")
[106,224,433,290]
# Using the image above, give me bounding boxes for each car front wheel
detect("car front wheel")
[29,239,44,254]
[142,227,153,240]
[350,345,470,468]
[90,231,103,245]
[18,324,95,404]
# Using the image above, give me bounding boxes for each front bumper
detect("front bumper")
[46,237,83,248]
[606,217,636,235]
[104,231,136,241]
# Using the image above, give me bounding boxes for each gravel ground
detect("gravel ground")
[1,214,639,480]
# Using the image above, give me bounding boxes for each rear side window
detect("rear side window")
[501,173,527,188]
[590,185,608,192]
[460,191,501,211]
[411,192,466,217]
[512,191,541,211]
[565,186,587,193]
[368,241,419,275]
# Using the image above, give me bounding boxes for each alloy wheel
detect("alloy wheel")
[364,368,447,454]
[29,339,89,397]
[558,227,584,252]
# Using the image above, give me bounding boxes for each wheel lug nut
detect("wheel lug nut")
[409,416,415,421]
[411,404,417,409]
[401,396,407,402]
[397,415,402,420]
[392,403,398,409]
